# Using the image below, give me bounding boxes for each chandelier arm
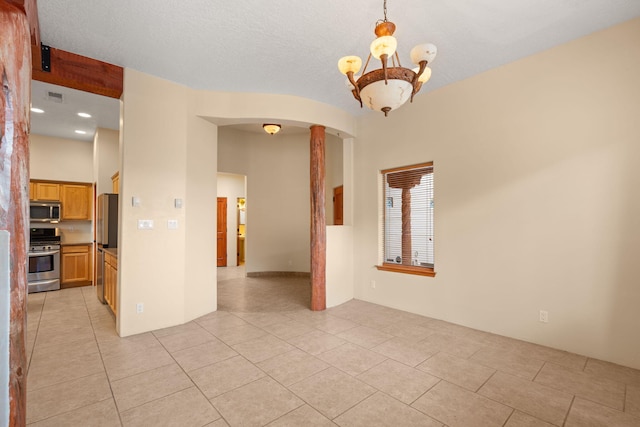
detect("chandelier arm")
[381,54,389,85]
[346,71,362,105]
[394,51,401,68]
[361,54,372,75]
[412,60,427,86]
[410,60,428,102]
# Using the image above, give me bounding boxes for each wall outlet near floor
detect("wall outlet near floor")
[136,303,144,314]
[539,310,549,323]
[371,280,376,289]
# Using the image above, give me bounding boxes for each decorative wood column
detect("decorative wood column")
[310,125,326,311]
[1,3,31,426]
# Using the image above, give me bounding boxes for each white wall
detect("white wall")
[30,134,93,182]
[93,127,120,195]
[353,18,640,369]
[218,128,311,274]
[217,173,246,267]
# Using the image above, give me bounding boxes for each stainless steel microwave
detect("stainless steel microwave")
[30,201,61,223]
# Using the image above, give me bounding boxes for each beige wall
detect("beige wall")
[118,69,217,336]
[118,70,354,336]
[93,127,120,195]
[353,18,640,368]
[218,128,312,273]
[30,134,93,182]
[218,129,346,274]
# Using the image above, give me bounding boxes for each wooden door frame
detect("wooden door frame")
[217,197,228,267]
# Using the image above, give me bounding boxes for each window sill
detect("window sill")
[376,264,436,277]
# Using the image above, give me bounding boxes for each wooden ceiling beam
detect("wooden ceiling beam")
[9,0,123,99]
[32,46,124,99]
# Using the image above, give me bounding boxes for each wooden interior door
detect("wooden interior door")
[217,198,227,266]
[333,185,344,225]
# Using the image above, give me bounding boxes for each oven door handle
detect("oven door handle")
[28,250,60,257]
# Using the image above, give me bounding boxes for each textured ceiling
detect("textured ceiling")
[32,0,640,140]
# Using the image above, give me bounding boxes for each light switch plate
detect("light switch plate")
[168,219,178,230]
[137,219,154,230]
[132,196,141,207]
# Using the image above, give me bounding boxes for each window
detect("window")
[377,162,435,277]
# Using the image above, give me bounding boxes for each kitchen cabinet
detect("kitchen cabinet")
[111,172,119,194]
[61,244,92,288]
[104,251,117,315]
[60,183,92,220]
[31,182,60,201]
[30,180,93,220]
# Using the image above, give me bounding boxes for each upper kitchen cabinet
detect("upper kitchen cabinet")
[111,172,119,194]
[31,182,60,201]
[60,183,92,220]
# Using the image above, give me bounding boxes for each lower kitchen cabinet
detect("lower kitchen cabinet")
[104,251,117,316]
[61,244,92,288]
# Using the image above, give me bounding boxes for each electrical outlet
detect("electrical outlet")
[136,303,144,314]
[539,310,548,323]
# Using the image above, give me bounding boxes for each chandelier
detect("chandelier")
[338,0,437,116]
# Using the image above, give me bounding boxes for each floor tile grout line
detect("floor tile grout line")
[82,286,125,427]
[562,395,577,426]
[500,408,516,427]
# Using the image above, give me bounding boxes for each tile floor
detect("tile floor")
[25,267,640,426]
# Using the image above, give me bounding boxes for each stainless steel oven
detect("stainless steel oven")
[28,228,61,293]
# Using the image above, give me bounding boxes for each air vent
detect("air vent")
[46,91,64,103]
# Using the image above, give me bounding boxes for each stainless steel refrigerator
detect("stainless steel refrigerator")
[96,193,118,303]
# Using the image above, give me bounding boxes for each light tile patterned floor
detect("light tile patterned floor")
[26,267,640,426]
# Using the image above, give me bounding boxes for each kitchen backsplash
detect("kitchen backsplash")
[31,221,93,244]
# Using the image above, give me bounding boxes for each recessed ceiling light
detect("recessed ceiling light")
[31,107,45,113]
[77,112,92,118]
[75,130,87,135]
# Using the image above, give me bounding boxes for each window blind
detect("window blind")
[382,163,434,268]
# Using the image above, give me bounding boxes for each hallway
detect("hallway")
[25,268,640,426]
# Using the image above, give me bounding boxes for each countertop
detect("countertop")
[102,247,118,257]
[61,242,93,246]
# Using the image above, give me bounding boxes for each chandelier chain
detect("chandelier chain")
[383,0,388,22]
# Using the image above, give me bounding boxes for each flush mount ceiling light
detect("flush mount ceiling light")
[338,0,437,116]
[77,112,92,118]
[74,130,87,135]
[263,124,281,135]
[30,107,44,113]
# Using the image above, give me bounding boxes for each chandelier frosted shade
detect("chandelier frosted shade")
[410,43,437,65]
[338,56,362,75]
[360,78,413,113]
[370,36,397,60]
[262,124,281,135]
